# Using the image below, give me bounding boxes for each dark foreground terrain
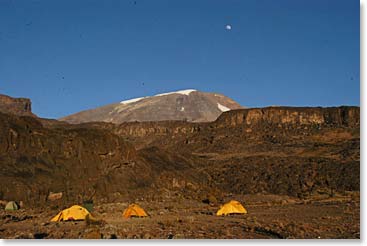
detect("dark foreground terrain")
[0,95,360,239]
[0,193,359,239]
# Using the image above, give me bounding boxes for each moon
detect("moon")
[225,25,232,30]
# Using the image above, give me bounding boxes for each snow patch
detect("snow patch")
[217,103,231,112]
[120,97,145,104]
[155,89,196,97]
[119,89,197,105]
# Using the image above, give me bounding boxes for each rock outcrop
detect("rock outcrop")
[111,106,360,139]
[0,94,35,117]
[215,106,360,128]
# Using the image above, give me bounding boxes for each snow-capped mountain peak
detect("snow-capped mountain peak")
[61,89,244,124]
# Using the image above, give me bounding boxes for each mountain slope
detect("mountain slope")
[59,89,244,124]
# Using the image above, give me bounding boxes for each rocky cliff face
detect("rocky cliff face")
[111,106,360,198]
[112,106,360,139]
[0,112,210,206]
[215,106,360,128]
[0,93,360,205]
[0,94,35,117]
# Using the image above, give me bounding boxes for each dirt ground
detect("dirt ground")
[0,193,359,239]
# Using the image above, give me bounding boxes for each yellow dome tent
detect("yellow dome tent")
[122,204,148,218]
[216,200,247,216]
[51,205,95,222]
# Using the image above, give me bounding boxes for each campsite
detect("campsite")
[0,192,359,239]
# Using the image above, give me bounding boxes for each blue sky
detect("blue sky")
[0,0,359,119]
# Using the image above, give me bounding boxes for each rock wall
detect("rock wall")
[0,112,136,205]
[0,113,207,206]
[0,94,35,117]
[215,106,360,128]
[114,121,203,137]
[113,106,360,138]
[110,106,360,199]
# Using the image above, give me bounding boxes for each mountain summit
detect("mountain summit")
[59,89,243,124]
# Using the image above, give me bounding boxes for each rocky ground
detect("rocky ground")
[0,192,359,239]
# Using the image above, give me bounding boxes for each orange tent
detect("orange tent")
[51,205,95,222]
[122,204,148,218]
[216,200,247,216]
